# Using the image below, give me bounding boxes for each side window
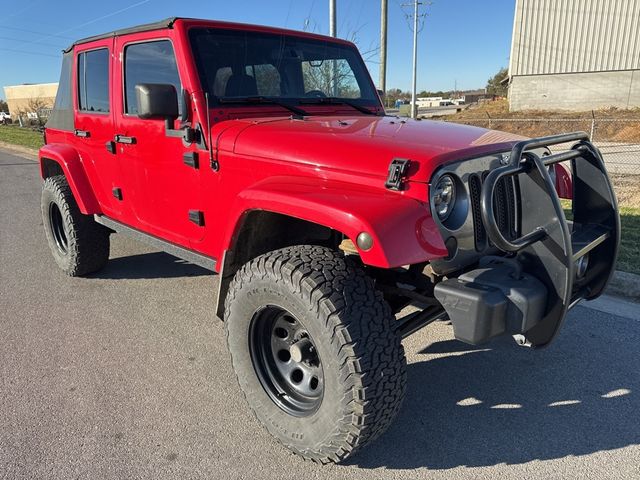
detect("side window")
[78,48,110,113]
[124,40,182,115]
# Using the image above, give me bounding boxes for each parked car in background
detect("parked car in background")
[0,112,11,124]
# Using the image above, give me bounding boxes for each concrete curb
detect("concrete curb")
[0,143,638,303]
[606,270,640,302]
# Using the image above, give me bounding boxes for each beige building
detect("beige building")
[508,0,640,111]
[3,83,58,119]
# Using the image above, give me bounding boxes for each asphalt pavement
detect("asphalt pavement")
[1,149,639,479]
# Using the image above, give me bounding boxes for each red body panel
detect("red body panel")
[555,163,573,199]
[40,142,101,214]
[40,18,527,270]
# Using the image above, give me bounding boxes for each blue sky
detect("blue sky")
[0,0,515,100]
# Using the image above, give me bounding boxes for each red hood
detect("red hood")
[217,115,525,183]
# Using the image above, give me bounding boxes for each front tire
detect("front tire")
[225,245,406,463]
[41,175,110,276]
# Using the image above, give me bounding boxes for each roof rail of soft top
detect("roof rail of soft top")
[62,16,356,54]
[63,17,180,53]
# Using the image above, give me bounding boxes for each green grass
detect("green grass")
[563,201,640,275]
[0,125,44,150]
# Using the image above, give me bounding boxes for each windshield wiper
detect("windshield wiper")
[299,97,379,115]
[217,96,308,117]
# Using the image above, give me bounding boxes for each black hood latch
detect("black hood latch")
[385,158,411,191]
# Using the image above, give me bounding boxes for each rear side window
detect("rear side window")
[124,40,181,115]
[78,48,110,113]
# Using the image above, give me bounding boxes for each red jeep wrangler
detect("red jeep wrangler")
[40,18,620,463]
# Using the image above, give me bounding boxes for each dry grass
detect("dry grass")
[610,174,640,208]
[446,98,640,121]
[442,99,640,142]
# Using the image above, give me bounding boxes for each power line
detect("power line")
[20,0,153,49]
[0,47,60,58]
[0,34,66,49]
[0,0,43,25]
[0,25,74,40]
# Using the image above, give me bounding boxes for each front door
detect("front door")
[114,35,203,246]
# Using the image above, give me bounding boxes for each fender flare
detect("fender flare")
[39,143,101,214]
[223,176,448,269]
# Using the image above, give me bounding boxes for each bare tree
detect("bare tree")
[27,97,50,126]
[299,20,379,98]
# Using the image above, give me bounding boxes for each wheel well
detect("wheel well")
[215,211,342,319]
[41,158,64,179]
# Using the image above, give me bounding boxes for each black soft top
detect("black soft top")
[63,17,179,52]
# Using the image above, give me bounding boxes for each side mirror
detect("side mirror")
[377,89,385,99]
[135,83,178,121]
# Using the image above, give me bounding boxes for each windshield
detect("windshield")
[188,28,379,108]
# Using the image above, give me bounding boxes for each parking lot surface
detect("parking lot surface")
[1,149,639,479]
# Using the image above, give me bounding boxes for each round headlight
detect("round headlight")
[433,175,456,221]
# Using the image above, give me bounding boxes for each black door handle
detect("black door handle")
[74,129,90,138]
[114,134,136,144]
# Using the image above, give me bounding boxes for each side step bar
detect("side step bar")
[94,215,217,272]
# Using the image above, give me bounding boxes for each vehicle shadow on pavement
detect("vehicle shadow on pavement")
[90,252,211,280]
[347,309,639,470]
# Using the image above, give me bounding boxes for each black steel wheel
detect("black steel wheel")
[48,202,68,254]
[225,245,406,463]
[41,175,110,276]
[249,306,324,416]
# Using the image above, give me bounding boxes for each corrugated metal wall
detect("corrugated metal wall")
[509,0,640,76]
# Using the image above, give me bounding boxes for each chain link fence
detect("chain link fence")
[444,117,640,208]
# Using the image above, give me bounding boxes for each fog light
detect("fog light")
[575,253,589,278]
[356,232,374,251]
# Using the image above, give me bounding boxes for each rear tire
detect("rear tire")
[225,245,406,463]
[41,175,110,276]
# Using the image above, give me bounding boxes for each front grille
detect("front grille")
[469,172,520,251]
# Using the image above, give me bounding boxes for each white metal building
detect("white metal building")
[508,0,640,111]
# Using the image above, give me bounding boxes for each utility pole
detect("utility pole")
[329,0,336,37]
[410,0,421,119]
[379,0,388,101]
[329,0,337,95]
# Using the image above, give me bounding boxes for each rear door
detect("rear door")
[114,34,203,246]
[73,39,123,216]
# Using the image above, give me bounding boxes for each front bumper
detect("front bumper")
[433,133,620,347]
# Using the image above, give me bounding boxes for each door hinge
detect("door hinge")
[183,152,199,169]
[188,210,205,226]
[385,158,411,191]
[112,187,123,200]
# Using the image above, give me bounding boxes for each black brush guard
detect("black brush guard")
[435,132,620,348]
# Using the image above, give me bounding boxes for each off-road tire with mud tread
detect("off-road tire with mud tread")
[224,245,407,463]
[41,175,110,276]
